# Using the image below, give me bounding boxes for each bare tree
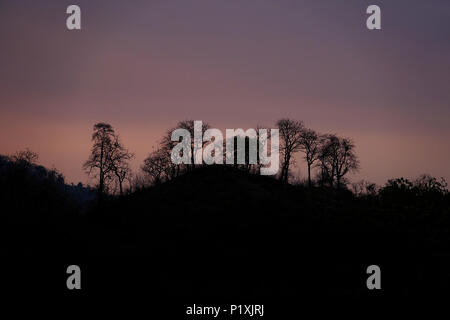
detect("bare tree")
[160,128,184,179]
[83,123,133,196]
[159,120,210,175]
[176,120,210,168]
[351,180,378,197]
[141,148,171,185]
[334,137,359,189]
[317,134,359,189]
[276,119,304,183]
[83,123,115,196]
[254,125,268,175]
[11,148,39,165]
[317,134,338,187]
[299,128,321,187]
[109,135,134,195]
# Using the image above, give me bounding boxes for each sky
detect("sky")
[0,0,449,186]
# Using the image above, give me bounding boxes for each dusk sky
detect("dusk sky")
[1,0,449,185]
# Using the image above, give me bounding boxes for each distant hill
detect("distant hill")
[0,154,95,254]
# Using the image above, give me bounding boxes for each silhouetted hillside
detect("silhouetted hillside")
[80,165,450,299]
[0,154,95,255]
[2,162,450,299]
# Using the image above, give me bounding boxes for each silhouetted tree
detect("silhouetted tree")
[141,148,171,185]
[230,135,252,171]
[109,135,134,195]
[11,148,39,166]
[317,134,359,189]
[175,120,210,169]
[413,174,448,196]
[277,119,304,183]
[160,128,183,179]
[380,175,448,204]
[83,123,133,196]
[351,180,378,197]
[158,120,210,176]
[299,128,321,187]
[254,125,268,175]
[84,123,115,195]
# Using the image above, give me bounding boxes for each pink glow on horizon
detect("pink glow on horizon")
[1,1,449,186]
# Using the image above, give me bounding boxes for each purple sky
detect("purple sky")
[1,0,449,185]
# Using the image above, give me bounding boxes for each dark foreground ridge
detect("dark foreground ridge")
[2,161,450,301]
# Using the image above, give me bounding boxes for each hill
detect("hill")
[2,163,450,299]
[82,165,450,298]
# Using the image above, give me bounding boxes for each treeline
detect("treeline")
[138,119,359,189]
[0,149,95,223]
[1,127,448,211]
[82,119,449,200]
[2,120,447,204]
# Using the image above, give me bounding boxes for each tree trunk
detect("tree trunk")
[307,163,311,187]
[119,178,123,195]
[99,172,104,195]
[279,165,285,182]
[283,154,291,183]
[99,140,105,195]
